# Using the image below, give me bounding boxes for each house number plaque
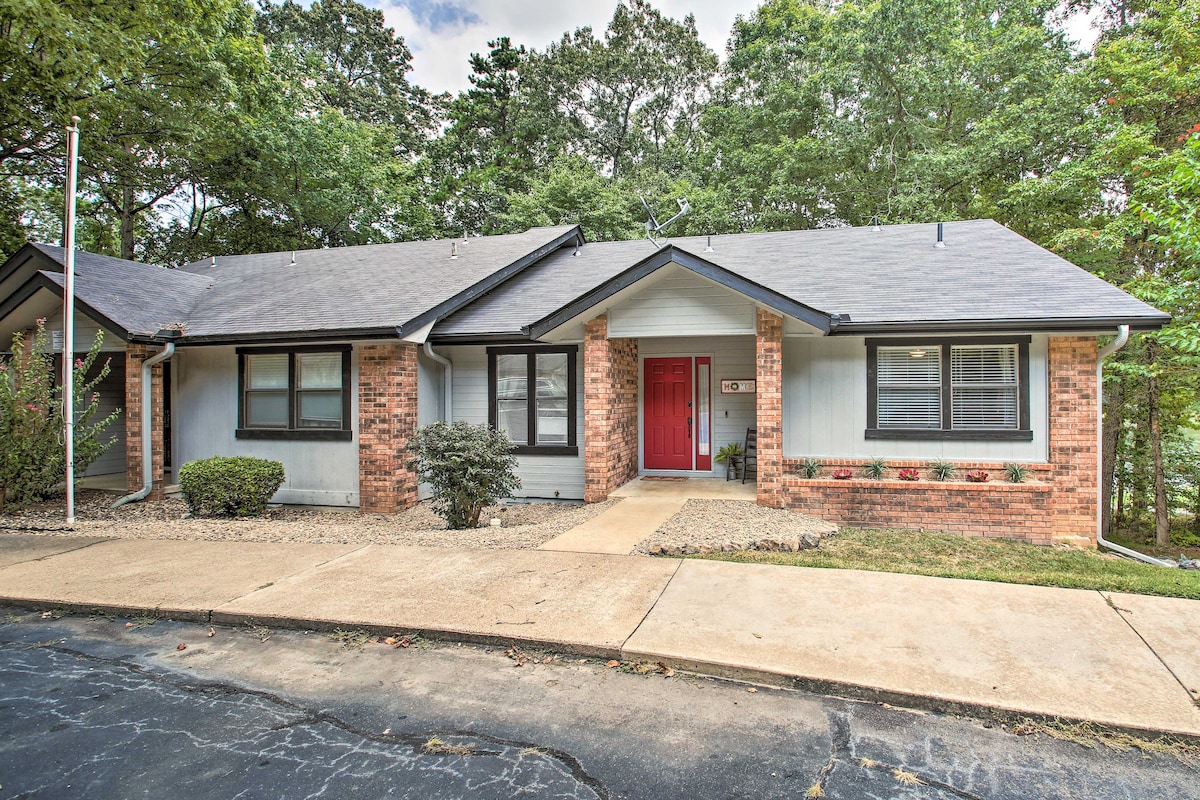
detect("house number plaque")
[720,379,756,394]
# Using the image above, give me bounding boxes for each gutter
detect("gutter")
[112,343,176,508]
[1095,326,1176,567]
[423,342,453,420]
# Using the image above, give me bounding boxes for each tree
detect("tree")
[531,0,718,177]
[0,321,119,510]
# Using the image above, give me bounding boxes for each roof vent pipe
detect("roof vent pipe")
[704,236,714,253]
[450,242,459,260]
[210,255,216,267]
[289,251,296,267]
[870,216,881,232]
[934,222,946,248]
[1095,326,1175,567]
[112,343,176,508]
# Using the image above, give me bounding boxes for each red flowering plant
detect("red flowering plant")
[831,468,854,480]
[897,468,920,481]
[965,470,989,483]
[0,320,119,510]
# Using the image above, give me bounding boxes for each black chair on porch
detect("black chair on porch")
[742,427,758,484]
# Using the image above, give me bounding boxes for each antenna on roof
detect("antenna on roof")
[641,196,690,247]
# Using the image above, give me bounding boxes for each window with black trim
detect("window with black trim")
[487,345,577,455]
[866,337,1032,440]
[237,345,352,441]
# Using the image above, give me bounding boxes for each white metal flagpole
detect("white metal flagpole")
[63,115,80,525]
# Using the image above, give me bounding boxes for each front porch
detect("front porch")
[580,309,784,509]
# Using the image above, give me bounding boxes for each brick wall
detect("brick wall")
[756,309,783,508]
[358,342,419,514]
[124,344,165,498]
[583,314,639,502]
[781,336,1101,546]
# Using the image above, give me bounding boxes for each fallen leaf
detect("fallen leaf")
[662,668,676,678]
[176,643,187,651]
[746,687,757,693]
[542,656,552,663]
[383,637,398,645]
[382,728,391,735]
[606,660,620,668]
[41,612,52,619]
[124,622,134,628]
[206,627,215,637]
[752,632,763,639]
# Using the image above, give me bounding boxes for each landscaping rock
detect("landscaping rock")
[636,499,837,555]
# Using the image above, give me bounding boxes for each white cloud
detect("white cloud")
[372,0,759,95]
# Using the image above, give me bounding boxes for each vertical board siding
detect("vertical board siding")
[783,335,1049,461]
[442,345,586,500]
[173,345,361,506]
[638,336,757,476]
[609,265,755,338]
[415,349,444,500]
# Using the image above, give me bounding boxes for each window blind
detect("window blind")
[951,345,1018,429]
[876,346,941,428]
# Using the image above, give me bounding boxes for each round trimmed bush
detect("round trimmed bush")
[178,456,286,517]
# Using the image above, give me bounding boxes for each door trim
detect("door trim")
[638,353,715,474]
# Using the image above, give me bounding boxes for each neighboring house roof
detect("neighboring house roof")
[0,219,1170,345]
[433,220,1170,339]
[174,226,581,342]
[3,244,213,338]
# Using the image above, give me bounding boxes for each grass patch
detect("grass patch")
[694,528,1200,599]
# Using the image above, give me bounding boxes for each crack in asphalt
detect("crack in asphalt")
[0,635,609,799]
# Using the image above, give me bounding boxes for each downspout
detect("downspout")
[1094,326,1175,567]
[423,342,453,421]
[112,343,175,508]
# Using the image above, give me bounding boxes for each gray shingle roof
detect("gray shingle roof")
[33,244,212,337]
[175,226,579,340]
[433,220,1169,337]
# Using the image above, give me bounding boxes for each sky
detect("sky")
[369,0,1103,96]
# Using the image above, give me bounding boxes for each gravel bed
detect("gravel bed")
[0,490,618,550]
[636,499,839,555]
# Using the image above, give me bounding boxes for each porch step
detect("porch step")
[538,497,687,555]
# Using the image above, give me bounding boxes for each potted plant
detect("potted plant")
[715,442,745,480]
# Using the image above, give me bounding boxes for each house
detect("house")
[0,220,1169,545]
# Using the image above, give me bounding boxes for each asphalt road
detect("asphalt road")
[0,608,1195,799]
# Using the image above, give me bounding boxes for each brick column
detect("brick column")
[124,344,166,499]
[358,342,419,513]
[584,314,639,502]
[1048,336,1099,545]
[756,309,784,508]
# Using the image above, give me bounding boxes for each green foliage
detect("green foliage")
[178,456,286,517]
[862,457,888,480]
[1004,462,1030,484]
[0,320,118,510]
[714,442,745,465]
[407,421,521,530]
[927,460,958,482]
[800,458,822,479]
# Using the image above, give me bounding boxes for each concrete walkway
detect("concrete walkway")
[538,477,755,554]
[2,534,1199,738]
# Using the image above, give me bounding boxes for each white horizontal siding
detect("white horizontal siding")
[172,345,360,506]
[783,335,1049,462]
[638,336,757,476]
[84,353,126,477]
[441,345,586,500]
[416,350,445,500]
[609,265,755,338]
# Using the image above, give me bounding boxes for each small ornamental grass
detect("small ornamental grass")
[407,420,521,530]
[178,456,285,517]
[862,457,888,479]
[800,458,822,478]
[927,460,958,481]
[1004,462,1030,483]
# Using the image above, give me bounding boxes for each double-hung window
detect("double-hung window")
[487,345,577,455]
[867,337,1031,440]
[238,345,352,441]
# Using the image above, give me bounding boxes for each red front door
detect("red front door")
[644,357,692,470]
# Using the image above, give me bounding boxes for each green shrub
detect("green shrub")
[178,456,285,517]
[0,320,119,511]
[407,420,521,530]
[862,457,888,479]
